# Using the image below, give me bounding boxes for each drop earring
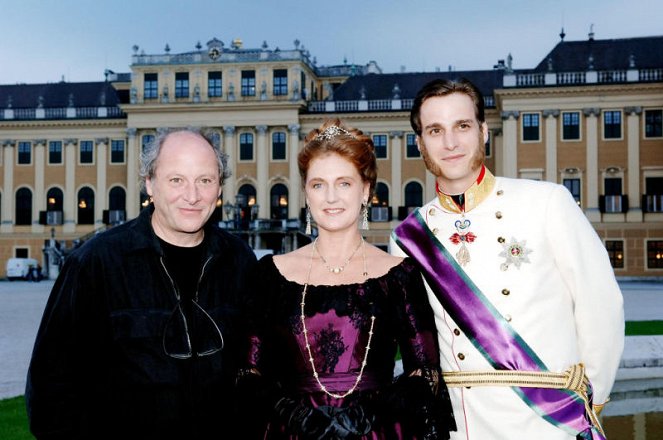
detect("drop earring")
[305,205,312,235]
[361,202,369,230]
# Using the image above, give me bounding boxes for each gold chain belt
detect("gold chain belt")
[442,363,604,435]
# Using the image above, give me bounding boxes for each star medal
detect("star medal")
[499,237,533,271]
[449,218,476,266]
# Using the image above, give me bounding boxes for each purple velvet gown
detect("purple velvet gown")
[245,255,454,439]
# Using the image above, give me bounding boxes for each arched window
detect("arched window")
[270,183,288,219]
[46,187,63,211]
[15,187,32,225]
[404,181,423,208]
[77,187,95,225]
[109,186,126,211]
[373,182,389,206]
[237,184,257,207]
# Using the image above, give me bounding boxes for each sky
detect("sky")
[1,0,662,85]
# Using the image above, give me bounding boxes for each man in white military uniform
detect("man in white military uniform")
[390,78,623,440]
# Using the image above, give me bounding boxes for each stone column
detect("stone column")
[95,138,108,226]
[126,129,138,219]
[390,131,404,214]
[63,138,78,232]
[625,106,643,222]
[492,128,503,176]
[288,124,301,219]
[223,126,236,204]
[33,139,47,232]
[583,108,601,222]
[501,111,519,178]
[543,110,559,183]
[256,125,269,218]
[1,140,15,232]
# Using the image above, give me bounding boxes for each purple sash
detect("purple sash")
[393,211,604,439]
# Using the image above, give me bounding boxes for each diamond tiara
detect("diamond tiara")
[314,125,353,141]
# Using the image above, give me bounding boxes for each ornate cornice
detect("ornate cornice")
[95,137,109,145]
[224,125,236,135]
[63,138,78,145]
[288,124,300,134]
[256,125,268,135]
[389,130,404,138]
[542,109,560,118]
[583,108,600,117]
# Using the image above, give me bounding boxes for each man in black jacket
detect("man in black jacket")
[26,128,257,439]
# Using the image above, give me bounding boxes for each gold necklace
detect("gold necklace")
[314,237,363,274]
[300,239,374,399]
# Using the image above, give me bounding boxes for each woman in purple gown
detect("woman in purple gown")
[239,119,455,439]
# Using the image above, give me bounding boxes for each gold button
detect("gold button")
[428,208,436,216]
[502,288,510,296]
[497,190,504,196]
[495,211,503,219]
[453,328,461,336]
[458,353,465,360]
[498,237,505,243]
[505,314,512,322]
[432,228,439,235]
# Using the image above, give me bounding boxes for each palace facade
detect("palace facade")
[1,34,662,277]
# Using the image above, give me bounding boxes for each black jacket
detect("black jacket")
[26,207,257,439]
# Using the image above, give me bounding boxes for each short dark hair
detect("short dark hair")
[410,78,485,135]
[139,127,230,192]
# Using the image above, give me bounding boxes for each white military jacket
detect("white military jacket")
[391,174,624,440]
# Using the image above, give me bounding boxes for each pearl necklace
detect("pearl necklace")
[300,238,374,399]
[314,237,363,274]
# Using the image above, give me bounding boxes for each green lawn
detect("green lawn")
[0,396,31,440]
[625,320,663,336]
[2,321,660,439]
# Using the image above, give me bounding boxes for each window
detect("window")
[208,71,222,97]
[273,69,288,96]
[79,140,94,164]
[270,183,289,219]
[15,187,32,225]
[404,182,423,207]
[18,141,31,164]
[485,131,492,157]
[645,109,662,138]
[142,134,155,153]
[239,133,254,161]
[46,187,63,211]
[241,70,256,96]
[646,240,663,269]
[602,177,623,213]
[48,141,62,164]
[406,134,420,158]
[605,240,624,269]
[272,132,286,160]
[109,186,126,211]
[562,112,581,140]
[563,178,581,206]
[644,177,663,213]
[522,113,540,141]
[15,248,29,258]
[603,111,622,139]
[605,177,622,196]
[77,187,94,225]
[175,72,189,98]
[374,182,389,206]
[373,135,387,159]
[111,140,125,163]
[144,73,158,99]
